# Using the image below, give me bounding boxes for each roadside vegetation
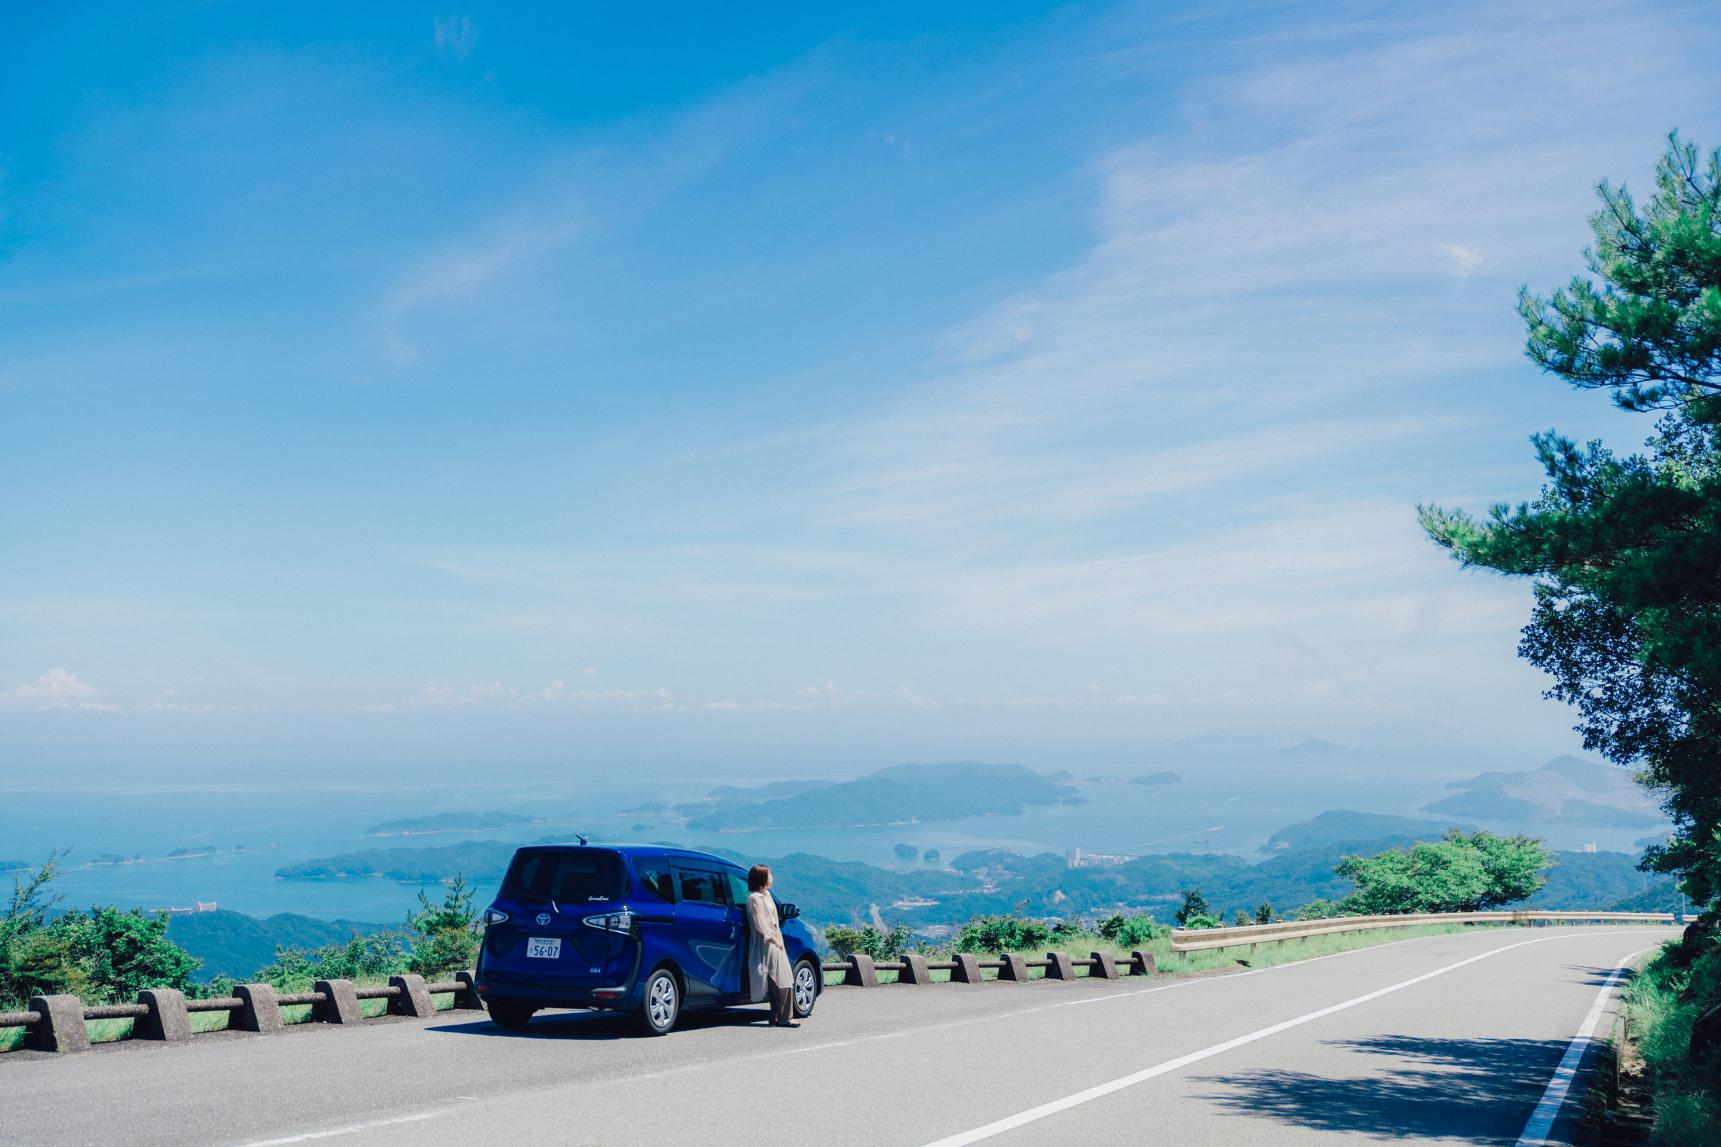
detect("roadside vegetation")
[1418,133,1721,1139]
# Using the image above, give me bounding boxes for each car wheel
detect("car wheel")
[792,958,819,1018]
[487,1000,536,1030]
[637,968,680,1036]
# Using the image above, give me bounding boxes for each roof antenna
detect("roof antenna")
[576,833,588,846]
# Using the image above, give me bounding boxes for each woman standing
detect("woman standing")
[746,864,796,1027]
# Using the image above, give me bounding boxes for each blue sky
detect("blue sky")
[3,1,1719,771]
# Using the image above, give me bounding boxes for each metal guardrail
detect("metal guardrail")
[0,972,481,1054]
[1166,910,1677,953]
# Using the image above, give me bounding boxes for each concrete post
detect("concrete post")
[452,970,483,1010]
[234,984,284,1033]
[313,979,361,1024]
[898,954,930,985]
[388,974,436,1018]
[998,953,1030,981]
[27,995,90,1053]
[1129,950,1157,976]
[135,989,192,1042]
[1089,951,1119,980]
[844,954,878,987]
[1045,952,1075,980]
[951,954,983,983]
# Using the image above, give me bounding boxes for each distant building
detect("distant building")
[1066,848,1137,869]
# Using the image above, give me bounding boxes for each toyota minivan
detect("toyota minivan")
[473,844,824,1035]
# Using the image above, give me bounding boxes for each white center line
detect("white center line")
[1515,947,1650,1146]
[915,932,1640,1147]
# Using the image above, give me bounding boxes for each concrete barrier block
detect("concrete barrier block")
[998,953,1030,981]
[27,995,90,1053]
[1089,951,1119,980]
[313,979,361,1024]
[135,989,192,1041]
[844,954,878,988]
[452,970,483,1010]
[898,953,930,985]
[1045,952,1075,980]
[951,954,983,983]
[388,974,436,1018]
[1129,950,1157,976]
[234,984,283,1033]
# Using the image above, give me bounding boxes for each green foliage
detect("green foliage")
[254,931,408,991]
[893,843,919,860]
[1623,929,1721,1141]
[1334,830,1552,914]
[403,875,478,978]
[1232,910,1251,927]
[1255,902,1274,925]
[952,915,1052,953]
[823,923,910,961]
[1174,890,1212,927]
[1293,899,1343,921]
[1096,912,1166,946]
[0,854,201,1006]
[1420,134,1721,906]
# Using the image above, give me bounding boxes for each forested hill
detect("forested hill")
[166,910,388,981]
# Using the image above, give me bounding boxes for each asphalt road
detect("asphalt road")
[0,926,1677,1147]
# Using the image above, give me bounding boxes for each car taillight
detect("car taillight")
[483,907,509,927]
[582,909,635,934]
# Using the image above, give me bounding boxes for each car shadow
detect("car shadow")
[1191,1034,1578,1142]
[429,1006,778,1041]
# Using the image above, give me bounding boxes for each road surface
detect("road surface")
[0,926,1675,1146]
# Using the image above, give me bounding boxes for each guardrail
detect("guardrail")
[1,972,481,1054]
[1166,910,1677,953]
[2,912,1679,1054]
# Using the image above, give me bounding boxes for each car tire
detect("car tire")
[487,1000,536,1030]
[636,968,680,1036]
[792,957,820,1019]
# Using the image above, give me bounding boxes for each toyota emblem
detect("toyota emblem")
[536,912,552,926]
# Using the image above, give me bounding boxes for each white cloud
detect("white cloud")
[0,668,117,711]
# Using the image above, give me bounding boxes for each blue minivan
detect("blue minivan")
[474,844,824,1035]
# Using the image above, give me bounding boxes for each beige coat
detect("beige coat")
[746,890,793,1002]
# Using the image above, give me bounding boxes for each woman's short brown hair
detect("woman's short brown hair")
[747,864,771,892]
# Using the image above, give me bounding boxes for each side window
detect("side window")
[672,867,726,906]
[726,871,751,907]
[635,862,675,903]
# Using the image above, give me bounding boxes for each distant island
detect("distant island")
[1422,755,1667,828]
[365,811,534,837]
[683,762,1074,832]
[706,780,835,799]
[1131,771,1181,786]
[166,846,218,859]
[88,853,144,866]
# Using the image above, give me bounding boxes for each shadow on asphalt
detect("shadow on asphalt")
[429,1006,781,1041]
[1192,1034,1575,1142]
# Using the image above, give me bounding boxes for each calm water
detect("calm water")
[1,765,1654,923]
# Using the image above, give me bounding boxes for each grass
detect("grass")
[1620,937,1721,1146]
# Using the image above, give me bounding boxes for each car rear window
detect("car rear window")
[502,850,627,903]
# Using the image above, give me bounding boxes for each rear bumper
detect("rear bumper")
[475,942,645,1009]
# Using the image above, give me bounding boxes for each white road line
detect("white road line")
[915,932,1627,1147]
[233,1101,473,1146]
[1515,947,1650,1146]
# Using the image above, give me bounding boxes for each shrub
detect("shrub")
[1097,913,1166,947]
[1174,890,1211,927]
[255,931,408,991]
[953,915,1052,953]
[1294,899,1343,921]
[404,875,479,978]
[823,924,909,961]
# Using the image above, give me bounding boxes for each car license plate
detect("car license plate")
[526,937,561,959]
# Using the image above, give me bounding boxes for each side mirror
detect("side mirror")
[780,902,800,920]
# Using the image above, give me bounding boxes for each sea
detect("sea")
[1,755,1660,925]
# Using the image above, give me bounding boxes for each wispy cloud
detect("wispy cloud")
[433,15,478,60]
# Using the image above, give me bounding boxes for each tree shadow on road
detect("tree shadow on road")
[1191,1034,1574,1142]
[427,1006,779,1041]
